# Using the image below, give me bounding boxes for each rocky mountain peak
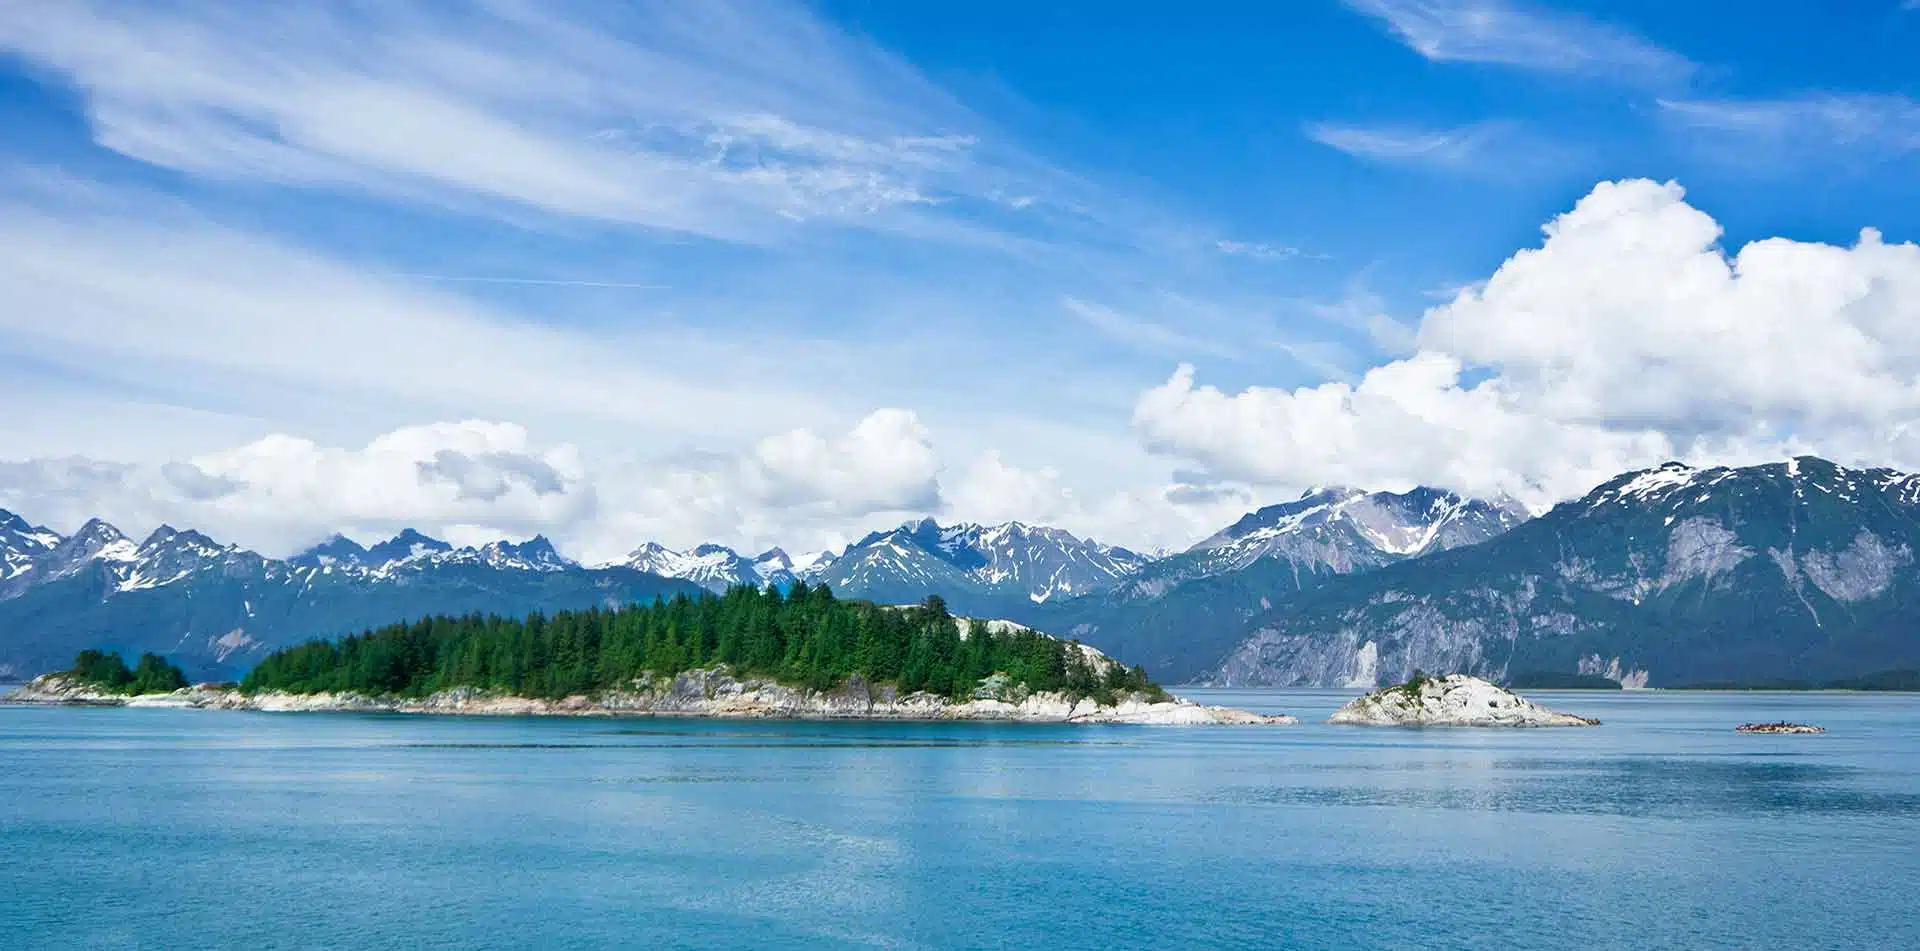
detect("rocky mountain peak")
[0,508,64,581]
[291,533,370,568]
[478,535,572,571]
[365,529,451,566]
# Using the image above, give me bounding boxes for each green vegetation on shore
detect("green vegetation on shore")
[1392,670,1434,699]
[66,649,190,695]
[239,584,1165,703]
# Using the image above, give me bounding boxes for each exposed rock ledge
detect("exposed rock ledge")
[4,670,1296,726]
[1736,722,1826,734]
[1328,674,1599,727]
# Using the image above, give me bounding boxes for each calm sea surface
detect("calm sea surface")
[4,689,1917,950]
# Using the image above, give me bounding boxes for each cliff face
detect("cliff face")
[4,670,1296,725]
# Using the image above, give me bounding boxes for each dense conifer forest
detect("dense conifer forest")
[66,649,190,695]
[238,584,1164,702]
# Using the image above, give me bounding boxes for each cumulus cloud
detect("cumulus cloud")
[748,409,940,514]
[0,412,961,562]
[1134,179,1920,506]
[942,451,1265,554]
[6,422,601,552]
[946,451,1074,526]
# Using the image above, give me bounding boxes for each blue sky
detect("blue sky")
[1,0,1917,560]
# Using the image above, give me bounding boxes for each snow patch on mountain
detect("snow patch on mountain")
[614,541,835,593]
[814,519,1150,605]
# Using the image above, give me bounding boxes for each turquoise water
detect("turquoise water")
[4,689,1917,950]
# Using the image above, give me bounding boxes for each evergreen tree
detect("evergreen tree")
[67,649,188,695]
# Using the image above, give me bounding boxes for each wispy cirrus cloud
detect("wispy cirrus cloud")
[1342,0,1694,87]
[1060,297,1243,361]
[1304,119,1568,174]
[0,0,1080,247]
[1305,120,1499,168]
[0,0,1412,558]
[1658,94,1920,168]
[1215,240,1327,261]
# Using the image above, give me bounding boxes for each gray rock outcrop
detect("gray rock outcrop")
[1327,674,1599,727]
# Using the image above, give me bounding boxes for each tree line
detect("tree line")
[239,583,1164,703]
[67,649,190,695]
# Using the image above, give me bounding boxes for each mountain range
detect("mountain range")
[1015,487,1528,682]
[3,456,1918,686]
[1209,457,1920,688]
[0,519,700,681]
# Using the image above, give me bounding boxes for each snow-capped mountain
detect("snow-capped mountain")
[616,542,837,593]
[0,508,63,581]
[286,531,575,576]
[118,527,264,592]
[610,519,1150,605]
[287,533,369,568]
[1021,487,1530,684]
[363,529,453,566]
[814,518,1150,607]
[18,458,1909,692]
[1111,487,1527,601]
[0,517,140,598]
[0,522,699,681]
[1210,457,1920,688]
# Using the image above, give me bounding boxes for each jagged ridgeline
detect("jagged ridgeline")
[239,584,1164,703]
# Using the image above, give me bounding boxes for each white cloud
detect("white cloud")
[748,409,940,514]
[1658,94,1920,168]
[1061,296,1243,360]
[0,196,838,446]
[946,451,1074,527]
[1304,119,1549,172]
[0,422,595,553]
[0,411,952,562]
[0,0,1048,244]
[1342,0,1694,87]
[941,451,1267,554]
[1133,179,1920,507]
[1215,240,1318,261]
[0,1,1340,547]
[0,168,1234,557]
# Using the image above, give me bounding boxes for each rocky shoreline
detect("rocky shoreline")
[1328,674,1600,727]
[3,670,1297,726]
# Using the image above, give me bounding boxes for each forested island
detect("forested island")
[8,585,1295,724]
[243,584,1162,703]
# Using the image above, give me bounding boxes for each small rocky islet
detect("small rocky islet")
[1328,673,1601,727]
[1735,721,1826,734]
